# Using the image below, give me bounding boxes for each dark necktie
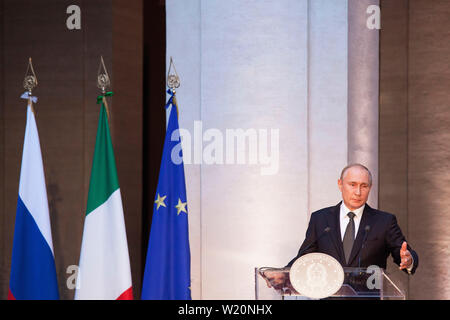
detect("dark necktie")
[343,212,356,264]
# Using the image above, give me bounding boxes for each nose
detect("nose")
[355,186,361,195]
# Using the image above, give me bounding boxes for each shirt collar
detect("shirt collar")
[340,202,365,220]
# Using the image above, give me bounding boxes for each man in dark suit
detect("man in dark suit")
[265,163,418,288]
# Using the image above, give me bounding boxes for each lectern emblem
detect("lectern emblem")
[289,253,344,299]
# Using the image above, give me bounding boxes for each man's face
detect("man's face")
[338,166,371,211]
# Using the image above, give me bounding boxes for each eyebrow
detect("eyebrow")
[347,181,369,185]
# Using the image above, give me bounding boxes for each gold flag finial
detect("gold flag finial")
[97,56,112,118]
[167,57,181,117]
[23,58,38,113]
[167,56,180,91]
[23,57,38,94]
[97,55,111,94]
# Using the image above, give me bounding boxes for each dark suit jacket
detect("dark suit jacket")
[286,202,419,274]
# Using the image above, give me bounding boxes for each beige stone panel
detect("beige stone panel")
[408,0,450,300]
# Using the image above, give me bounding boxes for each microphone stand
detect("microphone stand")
[357,225,371,274]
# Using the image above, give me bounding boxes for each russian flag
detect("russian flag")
[8,97,59,300]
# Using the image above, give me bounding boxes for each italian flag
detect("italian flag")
[75,102,133,300]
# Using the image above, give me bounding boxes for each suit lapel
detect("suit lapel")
[326,202,346,265]
[347,204,376,266]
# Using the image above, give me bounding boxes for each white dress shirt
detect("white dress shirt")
[339,202,365,241]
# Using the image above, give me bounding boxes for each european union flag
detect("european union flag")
[141,89,191,300]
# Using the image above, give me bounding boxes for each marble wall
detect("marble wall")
[380,0,450,300]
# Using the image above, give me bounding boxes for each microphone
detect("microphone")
[358,225,371,270]
[348,226,371,282]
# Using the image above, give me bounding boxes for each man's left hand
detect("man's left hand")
[399,241,413,270]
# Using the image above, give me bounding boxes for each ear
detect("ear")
[338,179,343,192]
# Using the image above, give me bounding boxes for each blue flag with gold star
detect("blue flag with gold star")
[141,89,191,300]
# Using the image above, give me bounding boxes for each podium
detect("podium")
[255,267,405,300]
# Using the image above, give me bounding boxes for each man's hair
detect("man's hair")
[339,163,372,186]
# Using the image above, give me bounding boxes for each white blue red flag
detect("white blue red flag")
[8,94,59,300]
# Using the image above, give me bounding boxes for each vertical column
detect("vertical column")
[408,0,450,300]
[308,0,349,214]
[200,0,309,299]
[348,0,379,207]
[379,0,409,297]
